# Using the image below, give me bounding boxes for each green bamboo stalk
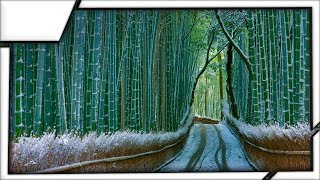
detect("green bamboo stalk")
[78,11,87,134]
[10,45,17,138]
[50,45,58,134]
[120,12,128,131]
[161,13,167,131]
[25,44,35,136]
[84,11,94,133]
[268,10,279,122]
[263,11,272,123]
[141,12,148,131]
[153,11,162,131]
[149,11,158,131]
[14,44,26,137]
[71,11,87,133]
[257,10,271,124]
[251,10,263,124]
[299,10,306,122]
[280,10,290,125]
[304,9,311,121]
[55,42,67,134]
[65,13,75,131]
[44,45,52,131]
[285,10,294,125]
[108,10,118,131]
[33,43,46,136]
[97,11,107,134]
[275,11,283,125]
[293,10,301,123]
[91,11,103,133]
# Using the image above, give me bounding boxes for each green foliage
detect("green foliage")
[193,58,227,119]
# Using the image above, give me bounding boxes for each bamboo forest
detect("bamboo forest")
[8,9,314,173]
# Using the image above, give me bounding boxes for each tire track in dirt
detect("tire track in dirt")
[185,124,206,171]
[213,125,229,171]
[214,140,223,170]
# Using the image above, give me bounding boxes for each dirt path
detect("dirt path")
[159,123,253,172]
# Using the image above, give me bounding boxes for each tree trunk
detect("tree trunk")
[226,44,240,119]
[218,54,224,120]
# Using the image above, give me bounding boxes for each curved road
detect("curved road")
[160,123,253,172]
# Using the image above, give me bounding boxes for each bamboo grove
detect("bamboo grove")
[9,9,311,138]
[193,9,311,126]
[9,10,198,137]
[230,9,311,126]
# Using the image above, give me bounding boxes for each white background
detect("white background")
[1,1,319,180]
[0,0,75,41]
